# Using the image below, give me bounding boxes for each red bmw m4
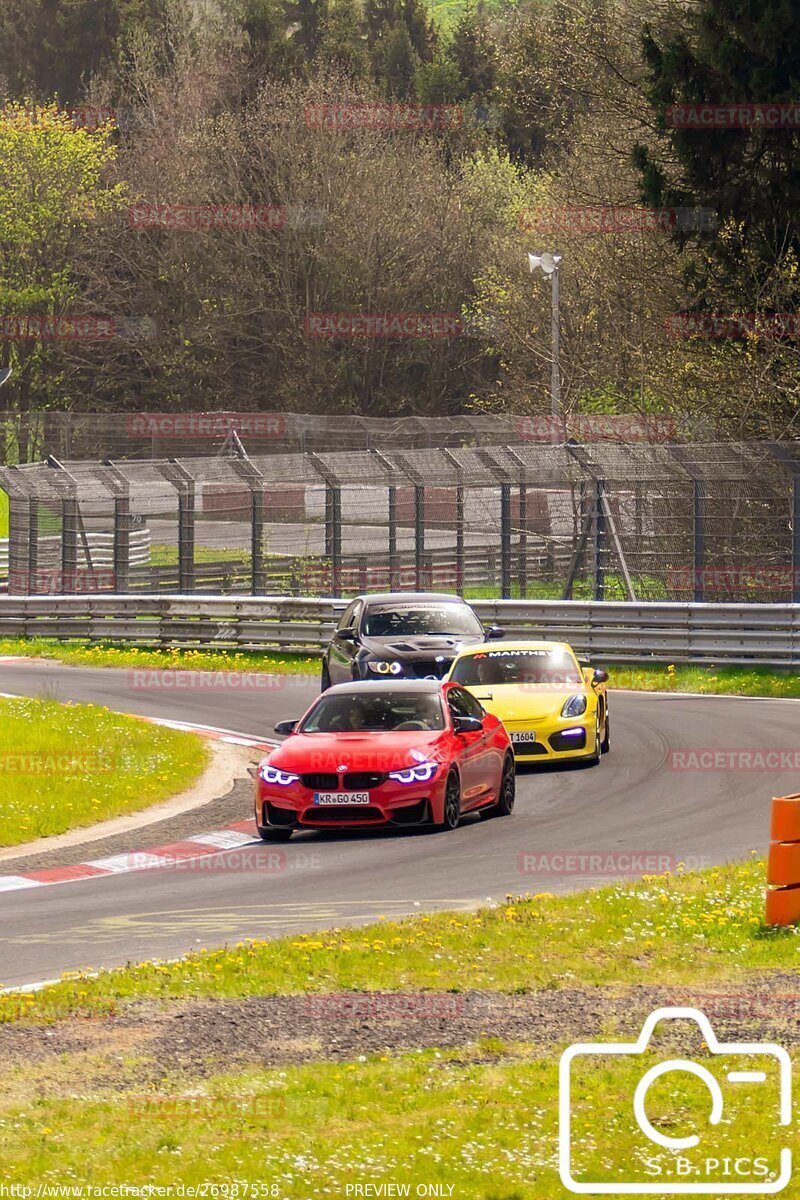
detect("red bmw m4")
[255,680,515,840]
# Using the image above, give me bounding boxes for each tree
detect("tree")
[635,0,800,300]
[0,104,126,445]
[447,3,497,98]
[0,0,172,104]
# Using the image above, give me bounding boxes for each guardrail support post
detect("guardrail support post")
[113,496,131,594]
[593,480,605,601]
[693,480,705,602]
[500,483,512,599]
[415,486,425,589]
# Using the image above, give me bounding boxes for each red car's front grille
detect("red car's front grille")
[302,806,385,822]
[300,773,339,789]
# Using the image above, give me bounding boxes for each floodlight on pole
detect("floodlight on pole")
[528,251,563,420]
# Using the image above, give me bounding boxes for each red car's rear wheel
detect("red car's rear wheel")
[483,753,515,819]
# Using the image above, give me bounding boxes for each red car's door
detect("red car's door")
[446,686,494,809]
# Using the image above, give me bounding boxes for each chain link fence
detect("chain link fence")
[0,410,694,462]
[0,440,798,601]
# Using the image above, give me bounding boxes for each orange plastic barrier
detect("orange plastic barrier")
[767,794,800,925]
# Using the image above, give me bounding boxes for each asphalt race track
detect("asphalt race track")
[0,660,797,989]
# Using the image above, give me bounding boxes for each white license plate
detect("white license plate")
[314,791,371,806]
[512,731,537,743]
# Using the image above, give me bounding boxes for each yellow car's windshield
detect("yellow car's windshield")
[451,649,582,688]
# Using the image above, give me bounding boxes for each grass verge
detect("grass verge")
[0,638,798,700]
[0,636,319,675]
[0,855,780,1018]
[0,696,208,847]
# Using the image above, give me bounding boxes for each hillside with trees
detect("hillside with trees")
[0,0,798,435]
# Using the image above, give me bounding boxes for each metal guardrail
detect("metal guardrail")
[0,595,796,666]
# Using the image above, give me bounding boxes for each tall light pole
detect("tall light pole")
[527,252,562,420]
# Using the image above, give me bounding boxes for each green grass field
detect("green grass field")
[0,696,208,846]
[1,857,795,1195]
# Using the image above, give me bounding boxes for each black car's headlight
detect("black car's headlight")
[561,693,588,718]
[366,660,404,675]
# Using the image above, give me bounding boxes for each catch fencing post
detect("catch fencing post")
[162,460,196,594]
[229,446,266,595]
[308,452,342,597]
[415,486,425,589]
[593,479,606,601]
[441,448,465,594]
[692,480,705,602]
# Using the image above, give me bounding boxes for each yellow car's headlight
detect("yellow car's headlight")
[561,693,588,718]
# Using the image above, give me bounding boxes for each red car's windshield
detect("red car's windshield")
[301,692,445,733]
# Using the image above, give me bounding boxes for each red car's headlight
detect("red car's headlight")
[388,761,439,785]
[259,764,300,786]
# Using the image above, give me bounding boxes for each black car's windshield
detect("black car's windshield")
[363,604,482,638]
[300,692,445,733]
[450,649,583,688]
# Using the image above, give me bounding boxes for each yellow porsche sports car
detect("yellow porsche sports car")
[447,640,609,764]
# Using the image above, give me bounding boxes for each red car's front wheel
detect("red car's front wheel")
[433,770,461,832]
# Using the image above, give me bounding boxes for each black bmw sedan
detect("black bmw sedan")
[321,592,504,689]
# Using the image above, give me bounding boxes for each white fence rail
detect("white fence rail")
[0,531,151,573]
[0,595,796,665]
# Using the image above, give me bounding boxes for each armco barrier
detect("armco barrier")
[0,596,797,665]
[767,795,800,925]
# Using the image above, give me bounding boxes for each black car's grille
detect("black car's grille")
[407,658,451,679]
[300,772,339,790]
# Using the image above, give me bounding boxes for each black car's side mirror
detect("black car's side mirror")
[484,625,505,641]
[592,669,609,684]
[274,719,298,735]
[453,714,483,734]
[337,628,357,641]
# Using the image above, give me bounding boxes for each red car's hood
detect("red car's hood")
[267,730,446,774]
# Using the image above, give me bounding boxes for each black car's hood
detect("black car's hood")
[360,633,484,661]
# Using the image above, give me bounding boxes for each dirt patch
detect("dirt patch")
[2,977,799,1083]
